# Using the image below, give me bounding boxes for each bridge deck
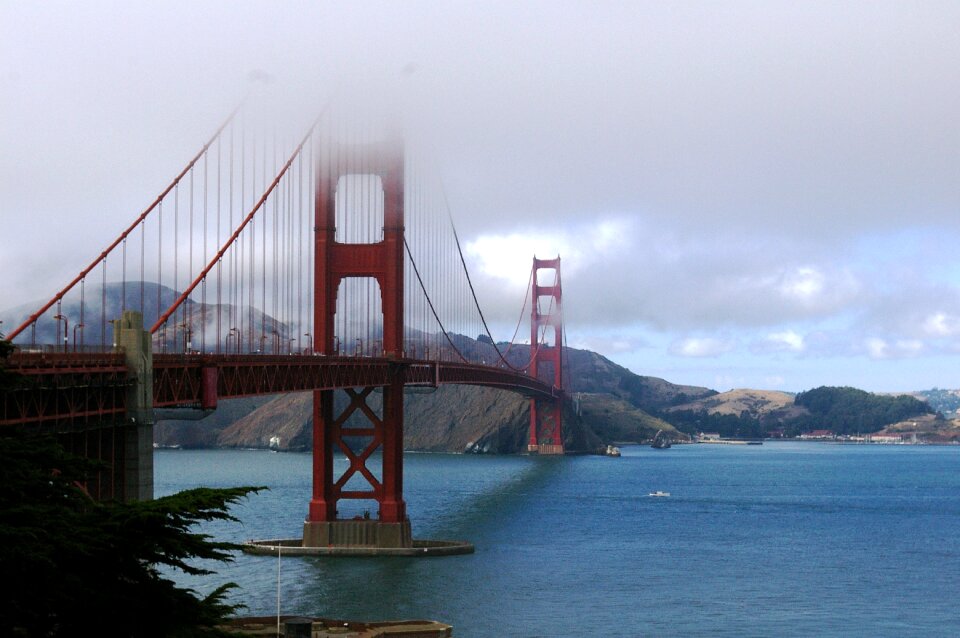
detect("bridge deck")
[2,352,558,426]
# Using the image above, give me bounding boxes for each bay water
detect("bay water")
[156,442,960,637]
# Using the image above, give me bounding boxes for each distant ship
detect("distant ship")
[651,430,672,449]
[604,444,621,457]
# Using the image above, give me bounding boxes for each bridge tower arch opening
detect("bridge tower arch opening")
[305,138,411,549]
[528,256,564,455]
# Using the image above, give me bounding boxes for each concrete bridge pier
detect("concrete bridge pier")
[113,311,154,502]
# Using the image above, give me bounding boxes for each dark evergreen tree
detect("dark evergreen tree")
[0,342,263,637]
[792,386,932,434]
[0,335,16,389]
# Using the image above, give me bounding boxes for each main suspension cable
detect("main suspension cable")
[6,101,244,342]
[403,237,469,363]
[151,107,327,334]
[439,185,544,372]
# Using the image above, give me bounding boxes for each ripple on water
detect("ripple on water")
[156,443,960,637]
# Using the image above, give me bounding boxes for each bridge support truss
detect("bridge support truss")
[303,140,411,548]
[528,257,564,455]
[0,311,155,502]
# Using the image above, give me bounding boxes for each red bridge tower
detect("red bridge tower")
[304,139,411,548]
[528,256,564,455]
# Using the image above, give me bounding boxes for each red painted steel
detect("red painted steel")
[0,352,129,428]
[529,257,564,453]
[200,366,218,410]
[1,353,558,427]
[309,389,335,520]
[310,140,408,524]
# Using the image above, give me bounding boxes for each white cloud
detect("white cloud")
[865,338,886,359]
[3,2,960,393]
[463,233,564,286]
[864,337,925,360]
[762,330,805,352]
[463,217,633,285]
[922,312,960,338]
[779,267,824,301]
[570,334,647,355]
[670,337,736,358]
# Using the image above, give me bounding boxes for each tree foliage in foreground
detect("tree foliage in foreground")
[0,431,263,637]
[0,335,17,389]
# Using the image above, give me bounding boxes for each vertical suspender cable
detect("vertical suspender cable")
[101,260,107,348]
[189,166,195,351]
[216,131,222,352]
[262,129,269,350]
[173,183,179,349]
[79,278,85,349]
[202,153,208,353]
[151,114,322,337]
[121,238,127,316]
[158,201,163,336]
[140,220,145,320]
[297,145,303,352]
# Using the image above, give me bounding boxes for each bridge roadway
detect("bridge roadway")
[2,351,559,428]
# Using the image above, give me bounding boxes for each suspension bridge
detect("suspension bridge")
[0,102,566,552]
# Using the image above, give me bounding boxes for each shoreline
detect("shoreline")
[224,615,452,637]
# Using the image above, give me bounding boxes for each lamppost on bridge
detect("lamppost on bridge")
[355,338,363,357]
[288,338,296,354]
[53,314,68,352]
[271,329,280,354]
[178,322,193,354]
[303,332,313,354]
[258,333,267,354]
[73,323,85,352]
[333,335,340,355]
[226,327,238,354]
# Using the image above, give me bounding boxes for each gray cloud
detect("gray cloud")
[3,1,960,390]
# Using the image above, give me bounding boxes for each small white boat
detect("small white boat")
[648,491,671,497]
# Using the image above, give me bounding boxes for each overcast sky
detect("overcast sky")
[2,1,959,393]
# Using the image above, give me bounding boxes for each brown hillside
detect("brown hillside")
[667,388,806,421]
[217,393,312,450]
[209,386,606,454]
[577,392,686,443]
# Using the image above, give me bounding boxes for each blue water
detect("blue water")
[156,442,960,637]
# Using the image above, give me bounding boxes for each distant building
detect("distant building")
[698,432,721,441]
[867,433,902,443]
[799,429,834,439]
